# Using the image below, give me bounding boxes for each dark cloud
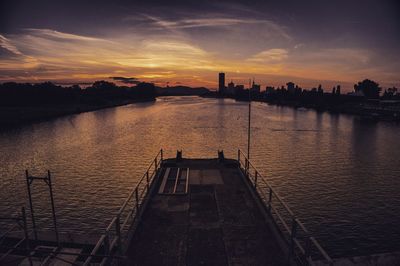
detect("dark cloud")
[110,76,140,84]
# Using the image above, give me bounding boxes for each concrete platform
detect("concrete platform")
[125,159,286,265]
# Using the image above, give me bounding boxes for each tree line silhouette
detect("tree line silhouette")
[0,81,156,107]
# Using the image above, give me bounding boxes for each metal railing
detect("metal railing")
[0,207,32,264]
[83,149,163,266]
[237,149,332,265]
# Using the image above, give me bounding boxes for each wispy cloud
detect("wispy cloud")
[0,35,23,55]
[0,26,398,89]
[247,49,289,63]
[153,17,273,29]
[0,28,218,84]
[23,28,106,42]
[141,14,291,40]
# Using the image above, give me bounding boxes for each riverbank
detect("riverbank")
[203,94,400,122]
[0,98,155,129]
[260,99,400,121]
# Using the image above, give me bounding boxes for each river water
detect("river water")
[1,96,400,258]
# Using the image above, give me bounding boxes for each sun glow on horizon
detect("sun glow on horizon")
[1,10,399,91]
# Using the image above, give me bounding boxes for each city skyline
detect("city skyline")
[1,0,400,92]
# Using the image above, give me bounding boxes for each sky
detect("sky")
[0,0,399,91]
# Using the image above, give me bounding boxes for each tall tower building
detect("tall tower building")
[218,73,225,94]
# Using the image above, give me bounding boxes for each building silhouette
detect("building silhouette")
[219,73,225,94]
[287,82,295,94]
[227,80,235,95]
[251,80,261,95]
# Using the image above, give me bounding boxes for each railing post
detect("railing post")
[161,149,163,161]
[104,232,110,264]
[116,215,122,255]
[245,158,248,176]
[135,187,139,213]
[154,157,157,171]
[146,171,150,191]
[304,236,312,263]
[237,149,240,164]
[25,170,38,241]
[268,188,272,212]
[254,171,258,188]
[47,170,59,246]
[21,207,33,266]
[289,218,298,261]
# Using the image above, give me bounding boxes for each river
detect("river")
[1,96,399,258]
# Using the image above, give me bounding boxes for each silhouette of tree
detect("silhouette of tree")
[89,80,117,91]
[354,79,381,99]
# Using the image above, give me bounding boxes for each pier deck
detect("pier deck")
[125,158,286,265]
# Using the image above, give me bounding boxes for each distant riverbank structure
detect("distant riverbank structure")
[213,73,400,120]
[218,72,225,95]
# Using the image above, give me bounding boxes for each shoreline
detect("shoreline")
[2,94,399,131]
[202,94,400,122]
[0,98,155,130]
[258,99,400,122]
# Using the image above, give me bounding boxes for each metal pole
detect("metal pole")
[135,187,139,213]
[22,207,33,266]
[244,158,246,173]
[305,237,312,262]
[268,188,273,212]
[116,215,122,255]
[146,171,150,191]
[247,81,251,160]
[289,218,298,261]
[25,170,37,240]
[47,171,59,245]
[104,232,110,264]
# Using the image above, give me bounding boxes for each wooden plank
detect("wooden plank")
[158,168,170,194]
[185,168,190,194]
[173,168,181,194]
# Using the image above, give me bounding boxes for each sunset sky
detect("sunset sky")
[1,0,399,91]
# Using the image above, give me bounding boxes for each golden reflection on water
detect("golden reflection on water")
[0,96,400,257]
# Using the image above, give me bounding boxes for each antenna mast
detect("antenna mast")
[247,78,251,160]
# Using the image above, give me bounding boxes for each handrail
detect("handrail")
[117,149,163,215]
[237,149,332,265]
[0,150,164,265]
[83,149,163,266]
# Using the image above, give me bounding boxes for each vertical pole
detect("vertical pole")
[268,188,273,212]
[247,94,251,160]
[22,207,33,266]
[47,171,59,246]
[237,149,240,164]
[25,170,37,240]
[160,149,163,161]
[135,187,139,213]
[154,157,157,171]
[289,218,298,261]
[304,237,311,262]
[116,215,122,255]
[254,171,258,188]
[247,86,251,161]
[146,171,150,191]
[104,232,110,264]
